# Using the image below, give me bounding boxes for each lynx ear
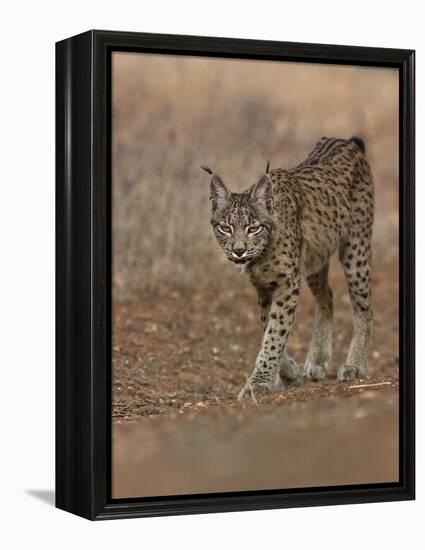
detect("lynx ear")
[201,165,230,211]
[250,173,273,212]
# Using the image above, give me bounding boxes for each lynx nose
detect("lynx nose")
[232,246,246,258]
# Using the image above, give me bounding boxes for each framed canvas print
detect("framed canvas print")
[56,30,415,520]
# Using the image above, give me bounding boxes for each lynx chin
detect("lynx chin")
[202,136,374,401]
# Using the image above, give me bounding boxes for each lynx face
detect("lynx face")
[203,167,274,267]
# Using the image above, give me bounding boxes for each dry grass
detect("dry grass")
[112,53,399,300]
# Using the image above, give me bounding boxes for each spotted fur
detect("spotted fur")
[203,136,374,400]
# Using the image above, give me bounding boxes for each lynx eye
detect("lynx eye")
[247,225,263,235]
[218,224,232,234]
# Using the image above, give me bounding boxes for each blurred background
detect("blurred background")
[112,53,398,298]
[112,53,399,498]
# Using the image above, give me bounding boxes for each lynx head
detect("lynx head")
[202,163,273,268]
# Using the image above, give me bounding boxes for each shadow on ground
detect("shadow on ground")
[26,489,55,507]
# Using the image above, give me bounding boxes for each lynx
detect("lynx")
[202,136,374,401]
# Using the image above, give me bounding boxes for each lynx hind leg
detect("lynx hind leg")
[304,264,333,381]
[280,352,304,388]
[338,238,373,382]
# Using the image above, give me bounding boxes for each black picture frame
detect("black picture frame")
[56,29,415,520]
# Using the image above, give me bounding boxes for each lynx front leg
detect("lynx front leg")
[256,286,273,331]
[256,286,304,388]
[238,277,300,401]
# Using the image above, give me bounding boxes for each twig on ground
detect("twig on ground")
[348,381,392,390]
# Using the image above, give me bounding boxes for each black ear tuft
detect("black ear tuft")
[266,161,270,174]
[201,165,213,175]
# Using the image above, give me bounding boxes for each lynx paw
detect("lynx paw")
[280,356,305,388]
[305,359,328,381]
[336,364,367,382]
[237,381,277,402]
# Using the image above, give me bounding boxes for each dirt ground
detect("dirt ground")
[112,391,398,498]
[112,260,399,497]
